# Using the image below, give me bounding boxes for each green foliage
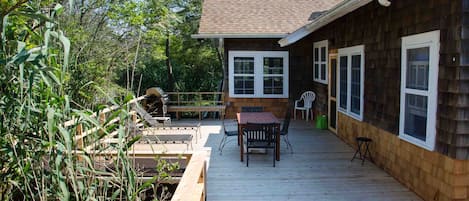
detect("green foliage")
[1,0,188,200]
[116,0,222,93]
[1,1,80,199]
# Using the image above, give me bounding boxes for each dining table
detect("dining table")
[236,112,281,162]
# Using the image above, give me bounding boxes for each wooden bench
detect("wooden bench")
[167,105,226,120]
[166,92,225,120]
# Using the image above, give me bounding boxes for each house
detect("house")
[194,0,469,201]
[194,0,343,118]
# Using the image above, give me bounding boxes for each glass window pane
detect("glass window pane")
[264,57,283,74]
[406,47,429,90]
[314,64,319,79]
[234,57,254,74]
[314,48,319,62]
[321,47,326,62]
[321,64,327,81]
[404,94,428,141]
[351,55,361,114]
[234,76,254,94]
[339,56,348,109]
[263,77,283,94]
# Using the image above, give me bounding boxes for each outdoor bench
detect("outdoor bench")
[167,105,226,120]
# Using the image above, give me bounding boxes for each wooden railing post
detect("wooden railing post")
[98,112,106,151]
[99,112,106,133]
[77,123,84,150]
[76,123,84,161]
[221,92,224,105]
[198,93,202,106]
[132,112,137,123]
[177,92,181,106]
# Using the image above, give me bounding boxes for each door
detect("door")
[328,52,338,133]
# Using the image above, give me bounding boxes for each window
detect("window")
[229,51,289,98]
[399,30,439,151]
[263,57,284,94]
[338,45,364,121]
[313,40,328,84]
[233,57,255,94]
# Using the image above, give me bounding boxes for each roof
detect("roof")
[279,0,380,47]
[194,0,343,38]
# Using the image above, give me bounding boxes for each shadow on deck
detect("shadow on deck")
[195,119,422,201]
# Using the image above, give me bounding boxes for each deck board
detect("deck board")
[201,120,422,201]
[135,119,422,200]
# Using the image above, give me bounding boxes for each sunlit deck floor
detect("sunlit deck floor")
[145,119,422,201]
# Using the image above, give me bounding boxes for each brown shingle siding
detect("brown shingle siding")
[461,66,469,80]
[222,38,290,118]
[289,0,468,159]
[462,0,469,65]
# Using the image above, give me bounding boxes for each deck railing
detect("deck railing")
[166,91,226,120]
[167,91,224,106]
[171,151,207,201]
[64,95,208,201]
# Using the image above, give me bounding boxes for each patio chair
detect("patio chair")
[281,102,293,153]
[241,106,264,112]
[294,91,316,121]
[133,106,163,127]
[133,106,194,150]
[218,118,238,154]
[243,122,277,167]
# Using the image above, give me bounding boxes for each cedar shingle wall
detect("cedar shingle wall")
[223,39,290,118]
[338,113,469,201]
[289,0,468,159]
[464,0,469,65]
[453,0,469,159]
[288,44,328,117]
[224,38,318,102]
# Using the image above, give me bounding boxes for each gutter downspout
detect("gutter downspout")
[216,38,227,108]
[218,38,226,94]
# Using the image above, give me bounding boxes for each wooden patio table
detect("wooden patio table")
[236,112,281,162]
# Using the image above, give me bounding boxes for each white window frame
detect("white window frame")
[228,51,289,98]
[337,45,365,121]
[313,40,328,84]
[399,30,440,151]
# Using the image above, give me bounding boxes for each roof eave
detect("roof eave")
[192,33,287,39]
[278,0,373,47]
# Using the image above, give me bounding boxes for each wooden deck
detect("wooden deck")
[199,120,422,201]
[138,119,422,201]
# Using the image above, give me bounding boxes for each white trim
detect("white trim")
[337,45,365,121]
[228,51,289,98]
[313,40,329,84]
[278,27,310,46]
[278,0,373,47]
[192,33,286,39]
[399,30,440,151]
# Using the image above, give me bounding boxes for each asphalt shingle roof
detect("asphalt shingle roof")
[198,0,343,36]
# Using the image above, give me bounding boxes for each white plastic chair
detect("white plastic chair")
[294,91,316,121]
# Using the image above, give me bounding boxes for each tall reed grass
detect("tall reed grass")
[0,1,176,200]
